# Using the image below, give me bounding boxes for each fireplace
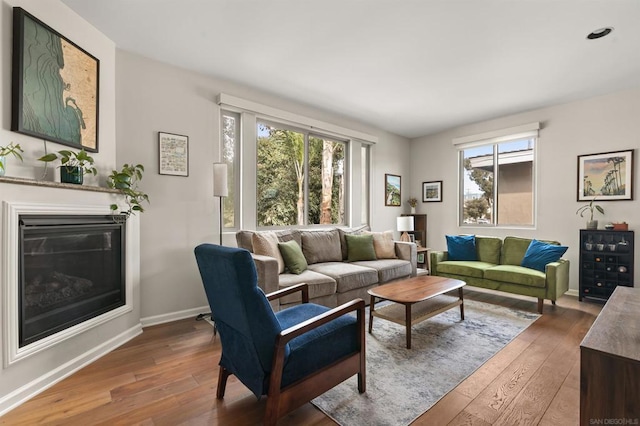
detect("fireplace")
[19,215,126,348]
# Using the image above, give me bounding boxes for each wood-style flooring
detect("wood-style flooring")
[0,288,603,425]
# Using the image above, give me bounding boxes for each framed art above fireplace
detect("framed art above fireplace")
[11,7,100,152]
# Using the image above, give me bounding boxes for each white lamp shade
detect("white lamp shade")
[213,163,228,197]
[396,216,414,232]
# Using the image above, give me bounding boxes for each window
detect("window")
[457,124,538,227]
[361,144,370,225]
[221,110,240,229]
[256,121,347,227]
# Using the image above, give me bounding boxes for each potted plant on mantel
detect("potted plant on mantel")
[38,148,97,185]
[576,196,605,230]
[0,142,24,177]
[107,163,150,220]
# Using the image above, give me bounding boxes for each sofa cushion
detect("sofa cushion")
[364,230,397,259]
[501,236,561,265]
[353,259,412,283]
[308,262,379,293]
[338,225,370,260]
[277,270,337,304]
[437,261,496,279]
[345,234,377,262]
[236,229,301,252]
[484,265,546,288]
[475,236,502,264]
[252,231,285,273]
[301,229,343,264]
[521,239,568,272]
[278,240,308,274]
[446,235,477,261]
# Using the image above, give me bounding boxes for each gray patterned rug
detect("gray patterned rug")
[311,298,540,426]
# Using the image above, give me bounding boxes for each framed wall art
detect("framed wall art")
[577,149,634,201]
[159,132,189,176]
[11,7,100,152]
[422,180,443,202]
[384,174,401,206]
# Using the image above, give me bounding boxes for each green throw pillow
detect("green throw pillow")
[278,240,308,274]
[345,234,377,262]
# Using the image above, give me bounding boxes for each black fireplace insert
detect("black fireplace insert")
[19,215,126,347]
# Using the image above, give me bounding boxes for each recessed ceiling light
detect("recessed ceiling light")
[587,27,613,40]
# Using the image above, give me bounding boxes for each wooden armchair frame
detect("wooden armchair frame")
[216,283,366,425]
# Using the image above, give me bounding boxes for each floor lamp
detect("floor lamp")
[200,163,228,329]
[213,162,228,246]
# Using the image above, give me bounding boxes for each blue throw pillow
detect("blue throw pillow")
[446,235,477,261]
[521,239,568,272]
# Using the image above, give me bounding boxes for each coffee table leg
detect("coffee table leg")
[459,287,465,320]
[405,304,412,349]
[369,295,375,333]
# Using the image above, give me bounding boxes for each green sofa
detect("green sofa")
[430,236,570,313]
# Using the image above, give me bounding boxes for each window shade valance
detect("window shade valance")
[452,122,540,149]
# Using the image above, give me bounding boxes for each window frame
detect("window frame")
[255,119,350,229]
[455,124,539,229]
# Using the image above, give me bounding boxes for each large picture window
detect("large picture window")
[257,121,347,227]
[458,125,538,227]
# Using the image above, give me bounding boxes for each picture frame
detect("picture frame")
[417,252,425,264]
[577,150,634,201]
[409,234,416,243]
[159,132,189,176]
[385,173,401,206]
[422,180,443,202]
[11,7,100,152]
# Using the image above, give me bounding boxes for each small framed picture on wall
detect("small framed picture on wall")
[158,132,189,176]
[422,180,443,202]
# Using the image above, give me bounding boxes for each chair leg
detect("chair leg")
[264,397,280,426]
[217,366,231,399]
[551,300,556,305]
[537,298,543,314]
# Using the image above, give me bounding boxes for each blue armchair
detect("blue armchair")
[194,244,366,425]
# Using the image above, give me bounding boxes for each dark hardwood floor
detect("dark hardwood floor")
[0,289,603,425]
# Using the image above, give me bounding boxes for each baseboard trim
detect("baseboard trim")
[0,323,142,417]
[565,289,579,297]
[140,305,210,327]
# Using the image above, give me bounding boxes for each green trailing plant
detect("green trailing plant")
[38,148,98,177]
[107,163,149,218]
[0,142,24,172]
[576,196,604,221]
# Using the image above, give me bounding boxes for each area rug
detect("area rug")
[311,299,540,426]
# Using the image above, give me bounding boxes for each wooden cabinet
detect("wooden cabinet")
[579,229,634,302]
[580,286,640,423]
[401,214,427,248]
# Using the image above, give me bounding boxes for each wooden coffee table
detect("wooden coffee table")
[368,275,466,348]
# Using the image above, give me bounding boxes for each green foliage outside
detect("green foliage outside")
[257,124,345,227]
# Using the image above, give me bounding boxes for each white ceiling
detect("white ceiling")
[61,0,640,139]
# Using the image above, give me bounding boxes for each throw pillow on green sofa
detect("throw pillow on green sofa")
[446,235,477,261]
[345,234,377,262]
[521,239,568,272]
[278,240,308,274]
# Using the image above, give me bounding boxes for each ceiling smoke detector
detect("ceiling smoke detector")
[587,27,613,40]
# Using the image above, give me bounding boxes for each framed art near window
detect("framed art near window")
[11,8,100,152]
[577,150,634,201]
[422,180,443,202]
[385,174,401,206]
[159,132,189,176]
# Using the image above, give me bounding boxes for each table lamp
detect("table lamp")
[397,216,414,242]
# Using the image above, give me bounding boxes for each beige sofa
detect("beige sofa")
[236,227,417,310]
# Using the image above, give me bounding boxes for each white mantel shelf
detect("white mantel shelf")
[0,176,120,194]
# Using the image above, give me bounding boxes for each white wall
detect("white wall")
[410,88,640,292]
[115,50,412,321]
[0,0,140,415]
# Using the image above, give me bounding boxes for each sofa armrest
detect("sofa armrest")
[395,241,417,277]
[251,253,281,310]
[429,251,449,276]
[544,258,570,301]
